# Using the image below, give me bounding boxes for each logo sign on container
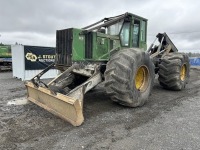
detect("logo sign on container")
[24,46,55,70]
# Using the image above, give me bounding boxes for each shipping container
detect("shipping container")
[11,45,58,81]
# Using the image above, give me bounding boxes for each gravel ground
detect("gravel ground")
[0,68,200,150]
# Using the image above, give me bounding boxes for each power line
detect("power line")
[169,31,200,34]
[171,49,200,51]
[148,31,200,36]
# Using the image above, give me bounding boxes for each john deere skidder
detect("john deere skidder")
[26,12,190,126]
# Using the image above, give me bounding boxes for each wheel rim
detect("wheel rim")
[180,64,186,81]
[135,66,149,92]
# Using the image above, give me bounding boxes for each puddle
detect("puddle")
[7,97,29,106]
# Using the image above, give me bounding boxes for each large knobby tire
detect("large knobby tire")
[104,48,155,107]
[158,53,190,90]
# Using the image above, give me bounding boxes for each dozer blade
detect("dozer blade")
[25,64,102,126]
[26,82,84,126]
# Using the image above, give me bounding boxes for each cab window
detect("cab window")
[120,22,130,46]
[107,20,123,35]
[141,20,146,42]
[133,20,140,47]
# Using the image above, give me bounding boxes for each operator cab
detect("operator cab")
[94,13,147,49]
[56,12,148,68]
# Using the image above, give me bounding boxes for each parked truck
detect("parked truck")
[0,45,12,71]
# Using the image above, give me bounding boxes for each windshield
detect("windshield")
[107,20,124,35]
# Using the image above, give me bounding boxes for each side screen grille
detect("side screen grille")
[85,32,93,59]
[56,28,73,66]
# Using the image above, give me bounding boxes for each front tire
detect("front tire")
[104,48,155,107]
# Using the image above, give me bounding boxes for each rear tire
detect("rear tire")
[104,48,155,107]
[158,53,190,90]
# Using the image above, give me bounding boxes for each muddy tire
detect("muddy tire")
[158,53,190,90]
[104,48,155,107]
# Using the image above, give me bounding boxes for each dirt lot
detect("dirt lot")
[0,68,200,150]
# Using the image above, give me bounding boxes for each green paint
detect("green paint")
[0,45,11,58]
[65,13,148,62]
[94,37,109,60]
[72,29,85,61]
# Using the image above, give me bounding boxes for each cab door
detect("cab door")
[132,19,140,48]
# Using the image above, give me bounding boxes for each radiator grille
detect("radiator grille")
[56,28,73,66]
[85,32,93,59]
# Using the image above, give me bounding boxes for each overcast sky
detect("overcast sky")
[0,0,200,52]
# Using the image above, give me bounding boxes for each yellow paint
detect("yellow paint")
[180,64,186,81]
[135,66,149,92]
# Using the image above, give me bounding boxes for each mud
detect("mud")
[0,68,200,150]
